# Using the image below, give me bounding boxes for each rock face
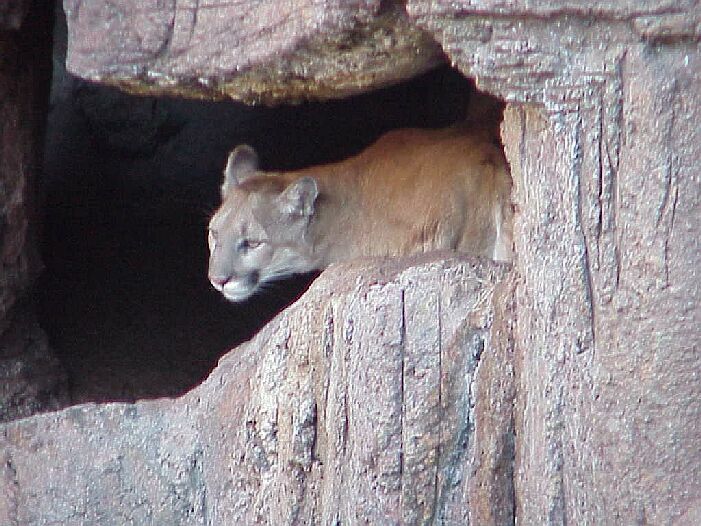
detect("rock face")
[1,0,699,524]
[0,1,68,422]
[0,255,513,525]
[63,0,444,104]
[0,304,68,424]
[406,2,701,523]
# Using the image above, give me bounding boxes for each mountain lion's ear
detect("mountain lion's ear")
[222,145,259,197]
[279,177,318,217]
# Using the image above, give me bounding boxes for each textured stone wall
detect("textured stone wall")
[1,255,512,525]
[63,0,443,104]
[0,1,68,422]
[407,1,701,522]
[0,0,699,524]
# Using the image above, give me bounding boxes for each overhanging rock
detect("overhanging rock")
[64,0,444,104]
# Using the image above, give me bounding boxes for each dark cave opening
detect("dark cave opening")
[37,57,480,404]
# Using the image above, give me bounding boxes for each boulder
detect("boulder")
[63,0,444,104]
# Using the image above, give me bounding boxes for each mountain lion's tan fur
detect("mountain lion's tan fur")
[208,126,512,302]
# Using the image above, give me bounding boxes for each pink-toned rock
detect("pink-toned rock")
[0,254,512,525]
[406,1,701,523]
[3,1,700,524]
[408,0,701,105]
[63,0,443,104]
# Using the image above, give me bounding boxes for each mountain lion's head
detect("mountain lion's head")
[207,146,320,302]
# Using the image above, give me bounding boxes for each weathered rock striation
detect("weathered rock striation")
[1,255,513,525]
[405,2,701,522]
[63,0,444,104]
[1,0,699,523]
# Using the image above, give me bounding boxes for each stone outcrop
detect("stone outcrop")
[406,2,701,522]
[63,0,444,104]
[0,255,512,525]
[0,304,67,424]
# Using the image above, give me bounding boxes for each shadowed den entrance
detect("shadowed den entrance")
[38,58,493,403]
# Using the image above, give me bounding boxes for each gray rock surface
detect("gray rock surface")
[0,254,511,525]
[1,0,699,523]
[406,1,700,522]
[0,306,68,424]
[63,0,443,104]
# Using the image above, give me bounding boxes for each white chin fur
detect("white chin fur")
[222,280,256,302]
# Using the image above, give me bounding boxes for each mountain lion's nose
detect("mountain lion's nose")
[209,274,229,291]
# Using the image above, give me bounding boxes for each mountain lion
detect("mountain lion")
[208,126,512,302]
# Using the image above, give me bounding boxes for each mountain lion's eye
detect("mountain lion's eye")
[237,239,263,252]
